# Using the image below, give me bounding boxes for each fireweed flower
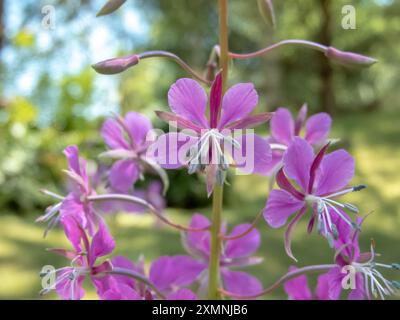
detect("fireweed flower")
[284,266,331,300]
[41,217,116,300]
[164,213,263,297]
[152,73,273,195]
[321,216,400,300]
[265,104,332,175]
[37,145,99,236]
[101,112,167,193]
[263,137,365,260]
[97,254,197,300]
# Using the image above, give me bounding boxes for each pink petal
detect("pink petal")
[218,83,258,128]
[221,269,262,297]
[149,132,198,169]
[225,224,261,259]
[100,284,142,300]
[327,266,344,300]
[124,112,153,147]
[229,133,272,175]
[101,119,129,149]
[225,112,273,130]
[155,111,203,132]
[284,206,307,261]
[168,78,208,127]
[60,210,83,252]
[263,189,304,228]
[183,214,211,258]
[305,113,332,145]
[283,137,314,191]
[270,108,294,145]
[168,288,197,300]
[294,103,308,135]
[109,160,140,192]
[89,219,115,265]
[347,273,365,300]
[284,266,312,300]
[169,255,206,287]
[315,149,355,196]
[315,272,331,300]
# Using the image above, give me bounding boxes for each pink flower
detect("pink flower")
[284,266,331,300]
[43,218,116,300]
[263,137,363,260]
[158,213,263,297]
[265,104,332,175]
[38,146,99,236]
[101,112,163,193]
[152,73,273,195]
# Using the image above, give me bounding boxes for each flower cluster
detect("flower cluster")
[36,0,398,301]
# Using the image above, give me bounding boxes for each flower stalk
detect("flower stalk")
[208,0,229,300]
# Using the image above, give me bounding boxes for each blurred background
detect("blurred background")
[0,0,399,299]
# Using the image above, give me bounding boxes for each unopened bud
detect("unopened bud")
[325,47,377,68]
[257,0,276,28]
[96,0,126,17]
[92,54,139,75]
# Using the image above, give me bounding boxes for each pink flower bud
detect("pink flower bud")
[96,0,126,17]
[325,47,377,67]
[92,54,140,75]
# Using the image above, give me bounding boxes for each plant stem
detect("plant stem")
[208,184,224,299]
[207,0,229,300]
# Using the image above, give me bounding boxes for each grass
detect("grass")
[0,109,399,299]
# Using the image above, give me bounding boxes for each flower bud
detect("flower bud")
[325,47,377,68]
[92,54,139,75]
[96,0,126,17]
[257,0,276,28]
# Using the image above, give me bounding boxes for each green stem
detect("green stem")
[207,0,229,300]
[208,184,224,299]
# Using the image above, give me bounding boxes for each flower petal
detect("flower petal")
[89,219,115,265]
[284,266,312,300]
[229,133,272,175]
[101,118,129,149]
[168,78,208,127]
[183,214,211,258]
[225,112,273,130]
[305,113,332,145]
[284,206,307,261]
[327,266,344,300]
[221,269,262,297]
[315,149,355,196]
[218,83,258,128]
[263,189,304,228]
[170,255,206,287]
[109,160,140,192]
[150,132,198,169]
[225,224,260,259]
[315,272,331,300]
[347,272,365,300]
[283,137,314,191]
[271,108,294,145]
[124,112,153,147]
[155,111,203,132]
[168,288,197,300]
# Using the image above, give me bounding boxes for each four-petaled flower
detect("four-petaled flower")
[263,137,363,260]
[162,213,263,297]
[101,112,166,193]
[265,104,332,175]
[153,73,273,195]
